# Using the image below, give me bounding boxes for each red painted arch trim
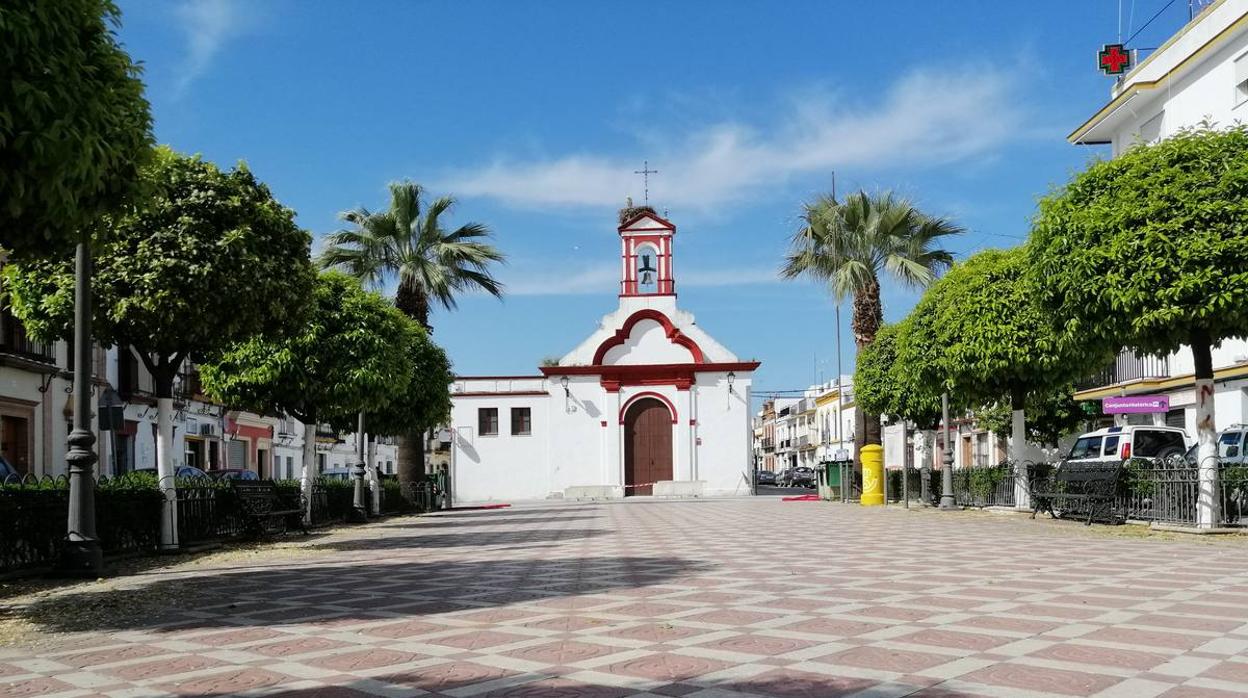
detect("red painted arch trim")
[619,391,679,425]
[592,309,705,365]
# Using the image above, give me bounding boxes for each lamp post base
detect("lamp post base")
[347,506,368,523]
[56,537,104,578]
[938,495,957,511]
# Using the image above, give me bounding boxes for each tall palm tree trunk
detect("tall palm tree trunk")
[853,277,884,462]
[395,280,431,503]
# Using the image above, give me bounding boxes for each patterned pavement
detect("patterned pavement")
[3,499,1248,697]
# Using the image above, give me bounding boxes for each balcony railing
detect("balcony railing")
[0,311,54,364]
[1077,350,1170,390]
[761,437,774,451]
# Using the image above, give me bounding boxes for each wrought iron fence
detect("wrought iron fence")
[1111,456,1248,526]
[951,462,1017,508]
[0,474,162,572]
[1,472,440,574]
[177,479,247,543]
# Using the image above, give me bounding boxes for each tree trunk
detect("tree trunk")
[301,420,316,525]
[396,430,425,504]
[1192,332,1220,528]
[395,281,431,331]
[147,357,180,551]
[852,277,884,470]
[1010,388,1030,510]
[368,434,380,513]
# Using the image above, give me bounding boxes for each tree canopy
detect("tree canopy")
[364,329,454,438]
[5,147,315,393]
[199,272,418,428]
[1029,125,1248,365]
[927,247,1104,408]
[319,181,505,330]
[855,319,944,430]
[1,0,153,259]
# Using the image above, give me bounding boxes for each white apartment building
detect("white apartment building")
[1069,0,1248,434]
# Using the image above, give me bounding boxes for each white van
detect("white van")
[1065,425,1190,463]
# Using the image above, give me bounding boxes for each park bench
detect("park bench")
[228,480,307,536]
[1031,461,1123,525]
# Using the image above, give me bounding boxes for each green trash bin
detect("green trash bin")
[818,461,842,500]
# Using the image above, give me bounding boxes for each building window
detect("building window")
[385,460,393,474]
[1137,111,1163,145]
[479,408,498,436]
[286,455,294,480]
[511,407,532,436]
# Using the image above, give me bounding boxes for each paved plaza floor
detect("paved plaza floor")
[3,499,1248,697]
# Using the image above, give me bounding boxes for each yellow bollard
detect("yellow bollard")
[860,444,884,506]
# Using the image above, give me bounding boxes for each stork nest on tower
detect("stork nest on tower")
[618,204,657,225]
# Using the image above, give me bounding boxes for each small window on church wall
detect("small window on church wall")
[511,407,531,436]
[478,408,498,436]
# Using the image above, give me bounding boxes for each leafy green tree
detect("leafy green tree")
[319,181,505,495]
[857,319,945,476]
[925,247,1108,504]
[1029,125,1248,527]
[363,332,453,439]
[6,148,314,546]
[1,0,153,259]
[200,272,419,521]
[974,390,1083,449]
[782,191,962,466]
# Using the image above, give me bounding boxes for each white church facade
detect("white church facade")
[448,209,759,504]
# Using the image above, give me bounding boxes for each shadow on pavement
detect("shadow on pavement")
[302,527,610,552]
[6,554,713,635]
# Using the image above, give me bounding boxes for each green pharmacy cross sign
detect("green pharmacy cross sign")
[1099,44,1132,75]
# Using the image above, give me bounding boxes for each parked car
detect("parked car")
[1065,425,1190,463]
[0,455,20,482]
[209,468,259,481]
[319,467,354,481]
[1184,425,1248,466]
[775,468,792,486]
[755,469,777,486]
[133,465,212,480]
[788,466,816,488]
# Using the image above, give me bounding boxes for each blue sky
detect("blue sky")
[115,0,1192,401]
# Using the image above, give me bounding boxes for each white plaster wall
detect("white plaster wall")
[692,372,753,496]
[602,320,697,365]
[546,376,607,494]
[450,393,551,504]
[559,295,740,366]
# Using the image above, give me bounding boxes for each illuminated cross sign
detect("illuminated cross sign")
[1098,44,1132,75]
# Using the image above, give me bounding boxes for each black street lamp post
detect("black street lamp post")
[59,232,103,576]
[939,391,956,510]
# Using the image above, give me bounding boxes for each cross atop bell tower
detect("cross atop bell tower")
[617,204,676,297]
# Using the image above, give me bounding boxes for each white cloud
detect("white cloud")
[439,66,1024,212]
[505,263,781,296]
[172,0,251,95]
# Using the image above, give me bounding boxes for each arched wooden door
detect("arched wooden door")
[624,398,673,496]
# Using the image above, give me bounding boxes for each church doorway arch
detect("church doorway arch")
[623,398,673,496]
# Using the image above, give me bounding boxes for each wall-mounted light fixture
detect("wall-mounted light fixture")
[560,376,571,412]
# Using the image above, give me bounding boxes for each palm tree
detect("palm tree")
[782,190,962,453]
[320,181,505,494]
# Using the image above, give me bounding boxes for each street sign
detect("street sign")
[1103,394,1169,414]
[1099,43,1132,75]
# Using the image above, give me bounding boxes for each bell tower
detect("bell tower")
[618,206,676,297]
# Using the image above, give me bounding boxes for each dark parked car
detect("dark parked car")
[783,466,816,488]
[755,469,777,486]
[134,466,211,480]
[209,468,259,481]
[0,455,20,483]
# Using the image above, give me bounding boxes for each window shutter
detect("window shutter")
[228,439,246,468]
